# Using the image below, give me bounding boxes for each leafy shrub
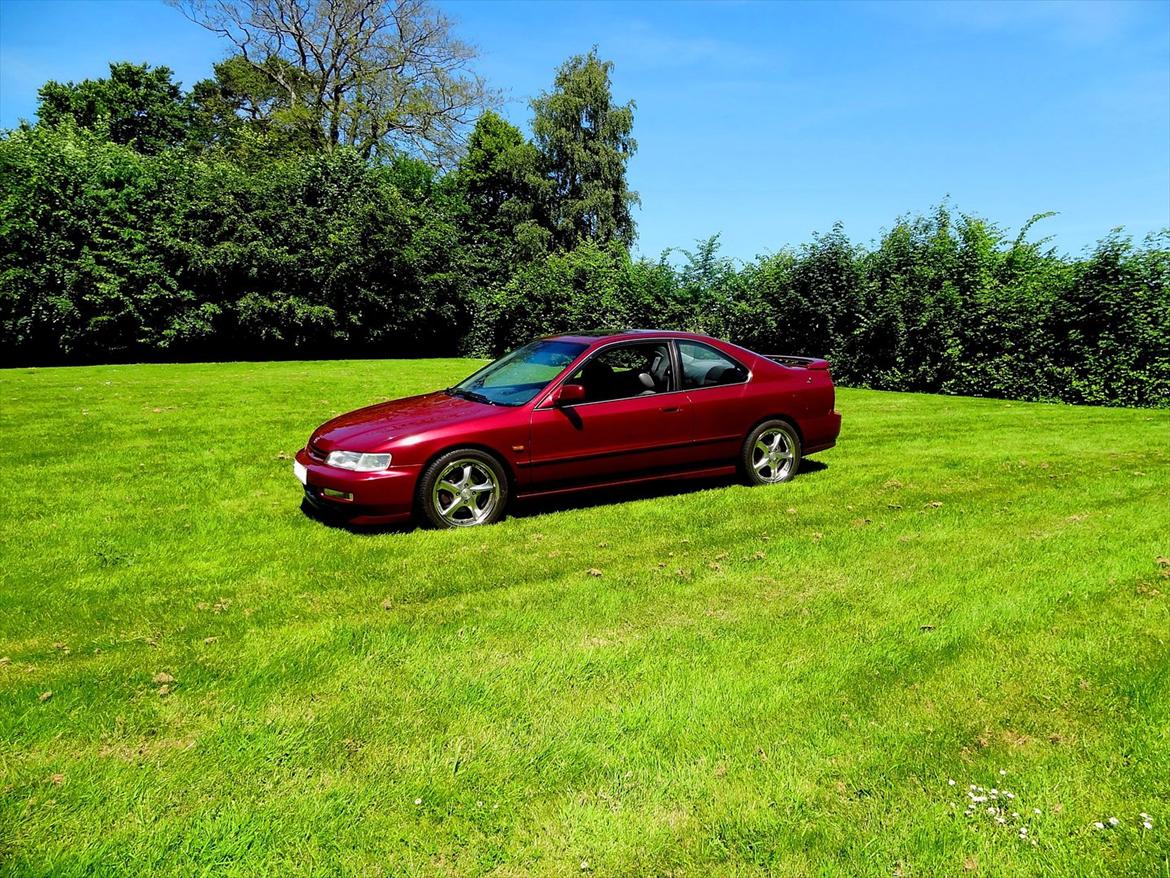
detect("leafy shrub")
[0,126,467,362]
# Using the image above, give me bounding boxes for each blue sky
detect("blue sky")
[2,0,1168,260]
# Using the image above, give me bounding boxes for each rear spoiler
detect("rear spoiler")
[763,354,830,371]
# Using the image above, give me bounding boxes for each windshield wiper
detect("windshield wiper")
[446,387,496,406]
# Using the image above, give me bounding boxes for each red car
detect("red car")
[294,330,841,527]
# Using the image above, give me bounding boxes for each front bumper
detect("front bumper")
[294,447,420,525]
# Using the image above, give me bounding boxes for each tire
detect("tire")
[741,419,802,485]
[418,448,510,528]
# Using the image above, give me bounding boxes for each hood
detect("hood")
[310,391,497,451]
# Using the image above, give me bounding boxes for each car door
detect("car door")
[527,340,698,487]
[675,339,754,466]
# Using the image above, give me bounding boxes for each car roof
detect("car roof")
[546,329,721,345]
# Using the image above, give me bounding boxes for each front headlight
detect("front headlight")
[326,450,392,472]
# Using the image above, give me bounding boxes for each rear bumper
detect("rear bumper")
[803,410,842,454]
[294,448,419,525]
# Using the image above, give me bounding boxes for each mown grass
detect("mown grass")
[0,359,1167,877]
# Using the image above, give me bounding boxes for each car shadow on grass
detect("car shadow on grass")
[513,458,829,520]
[301,459,829,535]
[299,499,414,536]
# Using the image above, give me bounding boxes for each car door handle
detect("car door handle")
[660,406,683,413]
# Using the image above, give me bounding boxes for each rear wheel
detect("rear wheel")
[741,420,801,485]
[418,449,509,528]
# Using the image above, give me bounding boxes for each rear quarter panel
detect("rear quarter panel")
[728,350,839,453]
[681,350,789,463]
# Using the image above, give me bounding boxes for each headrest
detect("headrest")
[705,364,730,384]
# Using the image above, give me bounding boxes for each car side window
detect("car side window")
[678,341,748,389]
[567,342,673,403]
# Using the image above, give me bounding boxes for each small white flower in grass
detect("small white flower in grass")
[948,778,956,786]
[580,860,590,872]
[999,769,1007,776]
[1033,808,1042,815]
[414,798,422,806]
[476,800,484,807]
[1012,812,1020,819]
[1143,821,1153,830]
[1092,822,1105,830]
[1108,817,1119,827]
[995,816,1007,825]
[1004,792,1015,799]
[987,806,997,815]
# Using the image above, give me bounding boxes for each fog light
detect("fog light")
[321,488,353,501]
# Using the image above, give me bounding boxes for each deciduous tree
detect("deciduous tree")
[36,62,193,154]
[456,111,551,275]
[189,54,320,157]
[170,0,495,166]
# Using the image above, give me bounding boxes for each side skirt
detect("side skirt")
[515,464,739,501]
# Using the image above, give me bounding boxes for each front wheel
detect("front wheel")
[741,420,801,485]
[418,449,509,528]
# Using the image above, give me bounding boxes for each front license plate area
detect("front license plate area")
[293,460,307,485]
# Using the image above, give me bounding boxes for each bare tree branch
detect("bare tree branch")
[168,0,496,166]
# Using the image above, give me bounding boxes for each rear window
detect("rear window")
[678,341,748,388]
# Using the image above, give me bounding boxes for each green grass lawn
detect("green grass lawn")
[1,359,1167,877]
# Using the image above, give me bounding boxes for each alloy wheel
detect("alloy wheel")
[431,458,501,526]
[751,429,795,482]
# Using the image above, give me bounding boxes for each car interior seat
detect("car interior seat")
[703,364,734,385]
[579,360,616,401]
[649,350,672,390]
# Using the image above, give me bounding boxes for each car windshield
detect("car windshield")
[450,339,588,406]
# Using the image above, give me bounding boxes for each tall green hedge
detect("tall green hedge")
[2,124,1167,406]
[472,216,1169,408]
[0,124,465,361]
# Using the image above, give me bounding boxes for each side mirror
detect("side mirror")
[552,383,586,406]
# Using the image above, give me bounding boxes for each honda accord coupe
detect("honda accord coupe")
[294,330,841,527]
